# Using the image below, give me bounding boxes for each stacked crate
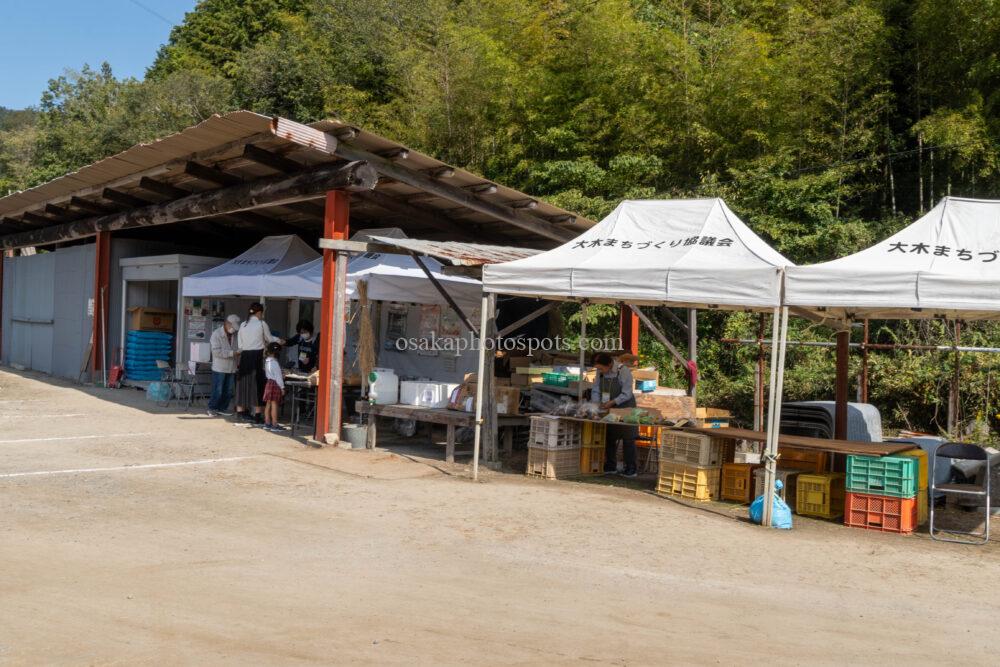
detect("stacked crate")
[579,421,607,474]
[526,416,582,479]
[796,473,846,519]
[721,463,762,503]
[843,452,923,534]
[752,468,802,504]
[657,431,725,501]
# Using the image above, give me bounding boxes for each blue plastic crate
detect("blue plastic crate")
[635,379,657,392]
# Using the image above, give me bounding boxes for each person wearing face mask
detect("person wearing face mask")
[285,319,320,373]
[207,314,241,417]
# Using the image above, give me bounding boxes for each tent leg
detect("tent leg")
[688,309,697,399]
[482,293,498,463]
[472,294,490,480]
[762,306,789,527]
[578,302,588,403]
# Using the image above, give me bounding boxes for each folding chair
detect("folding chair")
[930,442,991,545]
[155,360,198,409]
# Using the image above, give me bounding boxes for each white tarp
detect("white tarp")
[264,252,482,309]
[785,197,1000,319]
[182,235,320,297]
[482,198,792,308]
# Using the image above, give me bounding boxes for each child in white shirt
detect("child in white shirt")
[262,342,286,431]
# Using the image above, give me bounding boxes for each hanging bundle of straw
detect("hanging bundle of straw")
[357,279,376,395]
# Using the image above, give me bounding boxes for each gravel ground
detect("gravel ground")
[1,367,999,665]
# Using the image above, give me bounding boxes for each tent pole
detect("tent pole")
[688,309,697,399]
[762,306,788,527]
[472,294,490,480]
[578,302,588,403]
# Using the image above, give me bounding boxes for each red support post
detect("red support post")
[315,191,350,442]
[619,304,639,355]
[91,232,111,382]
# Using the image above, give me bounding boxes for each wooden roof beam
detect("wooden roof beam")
[242,144,303,174]
[185,160,241,187]
[70,196,117,215]
[102,188,152,208]
[354,191,477,242]
[1,160,377,249]
[332,141,574,242]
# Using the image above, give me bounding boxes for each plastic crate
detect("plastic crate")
[542,372,579,387]
[846,455,919,498]
[917,488,928,526]
[753,468,802,503]
[581,421,607,449]
[721,463,761,503]
[796,473,846,519]
[656,462,720,501]
[580,445,606,474]
[845,492,919,534]
[778,447,829,472]
[526,446,582,479]
[635,379,657,392]
[660,431,724,467]
[528,416,581,450]
[899,448,929,491]
[637,425,660,448]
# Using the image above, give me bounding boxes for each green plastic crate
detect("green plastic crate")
[846,455,919,498]
[542,372,579,387]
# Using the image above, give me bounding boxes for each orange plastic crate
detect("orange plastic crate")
[844,492,919,534]
[637,425,660,448]
[721,463,761,504]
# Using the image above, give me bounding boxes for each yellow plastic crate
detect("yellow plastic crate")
[900,448,929,491]
[657,462,720,501]
[581,421,607,449]
[721,463,760,504]
[796,472,846,519]
[580,445,606,475]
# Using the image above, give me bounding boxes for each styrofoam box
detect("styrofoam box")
[190,342,211,363]
[400,381,460,408]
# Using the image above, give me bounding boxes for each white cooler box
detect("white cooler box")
[400,381,459,408]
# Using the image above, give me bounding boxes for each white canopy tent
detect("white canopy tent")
[264,252,482,310]
[182,235,320,298]
[483,198,790,307]
[477,199,794,515]
[786,197,1000,320]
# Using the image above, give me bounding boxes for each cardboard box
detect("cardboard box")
[495,377,511,386]
[128,307,175,332]
[516,366,552,375]
[632,367,659,382]
[511,373,530,387]
[447,383,521,414]
[508,356,532,369]
[696,407,733,418]
[635,393,696,420]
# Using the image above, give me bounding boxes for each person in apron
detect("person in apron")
[591,352,638,477]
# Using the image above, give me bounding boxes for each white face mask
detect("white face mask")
[300,333,312,342]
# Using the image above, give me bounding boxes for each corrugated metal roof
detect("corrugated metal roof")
[363,235,540,266]
[0,111,276,219]
[0,111,593,245]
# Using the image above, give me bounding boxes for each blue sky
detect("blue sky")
[0,0,199,109]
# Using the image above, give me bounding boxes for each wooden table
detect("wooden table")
[680,426,915,457]
[356,402,532,462]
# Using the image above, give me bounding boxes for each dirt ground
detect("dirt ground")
[1,368,999,665]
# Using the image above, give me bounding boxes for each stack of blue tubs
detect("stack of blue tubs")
[125,330,173,381]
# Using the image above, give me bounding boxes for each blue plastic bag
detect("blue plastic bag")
[146,382,172,402]
[749,479,793,529]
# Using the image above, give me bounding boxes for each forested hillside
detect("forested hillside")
[2,0,999,434]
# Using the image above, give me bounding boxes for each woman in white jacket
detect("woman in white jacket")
[234,302,281,425]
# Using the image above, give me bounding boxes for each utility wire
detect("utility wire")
[126,0,178,27]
